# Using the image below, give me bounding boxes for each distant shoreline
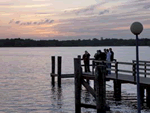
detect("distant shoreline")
[0,38,150,47]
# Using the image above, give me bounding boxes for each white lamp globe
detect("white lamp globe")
[130,22,143,35]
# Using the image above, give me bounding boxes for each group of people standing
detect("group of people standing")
[82,48,114,74]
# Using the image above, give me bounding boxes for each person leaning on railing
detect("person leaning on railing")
[82,50,91,72]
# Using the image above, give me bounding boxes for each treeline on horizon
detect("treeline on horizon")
[0,38,150,47]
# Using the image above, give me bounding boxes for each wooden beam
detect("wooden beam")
[82,79,96,98]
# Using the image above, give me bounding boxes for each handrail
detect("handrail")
[79,57,150,80]
[133,60,150,63]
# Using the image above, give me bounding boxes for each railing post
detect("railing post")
[51,56,55,86]
[115,62,118,79]
[92,60,95,75]
[132,61,136,82]
[58,56,62,87]
[144,62,146,78]
[74,57,82,113]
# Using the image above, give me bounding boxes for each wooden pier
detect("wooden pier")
[50,56,150,112]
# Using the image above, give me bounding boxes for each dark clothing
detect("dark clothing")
[94,53,101,60]
[110,51,114,61]
[82,53,90,72]
[100,52,106,61]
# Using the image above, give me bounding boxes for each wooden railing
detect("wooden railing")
[80,58,150,82]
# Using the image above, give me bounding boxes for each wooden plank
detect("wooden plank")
[80,103,96,109]
[82,79,96,98]
[118,62,133,65]
[106,73,150,85]
[82,74,95,80]
[61,74,74,78]
[51,73,58,77]
[133,60,150,63]
[118,69,133,73]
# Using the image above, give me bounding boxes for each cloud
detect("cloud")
[63,2,107,15]
[0,4,52,8]
[143,5,150,9]
[15,21,20,24]
[9,19,14,24]
[9,19,54,25]
[99,9,109,15]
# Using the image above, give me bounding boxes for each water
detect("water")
[0,46,150,113]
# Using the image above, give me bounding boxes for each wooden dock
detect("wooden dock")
[50,56,150,113]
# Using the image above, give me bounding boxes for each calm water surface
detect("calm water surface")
[0,47,150,113]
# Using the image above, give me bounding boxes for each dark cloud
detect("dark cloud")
[15,21,20,24]
[143,5,150,9]
[99,9,109,15]
[9,19,54,25]
[64,2,106,15]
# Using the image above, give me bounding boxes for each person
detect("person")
[94,50,101,66]
[82,51,91,72]
[94,50,101,60]
[106,49,111,74]
[101,50,106,61]
[109,48,114,61]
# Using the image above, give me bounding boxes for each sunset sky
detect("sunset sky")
[0,0,150,40]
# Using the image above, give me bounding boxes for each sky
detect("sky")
[0,0,150,40]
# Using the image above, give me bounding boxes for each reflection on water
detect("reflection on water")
[0,47,150,113]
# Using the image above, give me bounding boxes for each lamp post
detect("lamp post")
[130,22,143,113]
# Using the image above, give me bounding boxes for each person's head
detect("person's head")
[85,51,88,54]
[104,49,107,53]
[109,48,112,51]
[106,49,109,52]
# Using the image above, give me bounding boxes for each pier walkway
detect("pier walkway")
[50,56,150,112]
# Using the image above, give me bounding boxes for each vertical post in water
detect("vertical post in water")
[140,85,145,106]
[51,56,55,86]
[58,56,62,87]
[114,80,121,101]
[95,65,106,113]
[146,86,150,108]
[74,57,82,113]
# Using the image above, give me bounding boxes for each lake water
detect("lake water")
[0,46,150,113]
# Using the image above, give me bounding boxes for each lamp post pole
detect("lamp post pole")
[130,22,143,113]
[136,34,141,113]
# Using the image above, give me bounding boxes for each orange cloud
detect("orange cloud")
[111,26,129,30]
[0,4,52,8]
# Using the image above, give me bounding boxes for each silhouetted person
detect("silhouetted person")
[109,48,114,61]
[94,50,101,60]
[82,51,91,72]
[106,49,111,74]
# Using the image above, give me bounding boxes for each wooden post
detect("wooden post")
[132,61,136,82]
[146,86,150,108]
[74,57,82,113]
[114,80,121,101]
[92,60,95,75]
[144,62,146,78]
[140,85,145,105]
[51,56,55,86]
[115,62,118,79]
[95,65,107,112]
[57,56,62,87]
